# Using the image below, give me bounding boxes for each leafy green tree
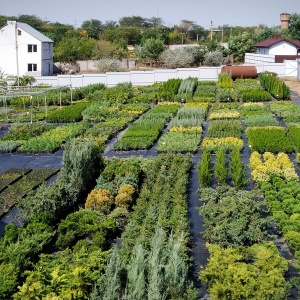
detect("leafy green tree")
[81,19,103,39]
[228,32,255,62]
[93,40,115,58]
[42,22,75,44]
[17,14,44,31]
[288,13,300,40]
[102,20,119,30]
[103,26,142,45]
[54,36,98,62]
[119,16,149,27]
[140,38,166,65]
[253,26,280,43]
[147,17,164,28]
[141,25,171,44]
[200,242,289,300]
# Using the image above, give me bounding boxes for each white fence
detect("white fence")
[34,63,298,88]
[34,67,221,88]
[244,53,275,64]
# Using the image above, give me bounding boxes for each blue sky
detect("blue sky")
[1,0,300,29]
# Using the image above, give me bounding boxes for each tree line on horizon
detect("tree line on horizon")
[0,13,299,68]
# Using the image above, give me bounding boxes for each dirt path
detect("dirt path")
[281,77,300,96]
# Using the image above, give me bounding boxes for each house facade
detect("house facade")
[254,35,300,63]
[0,20,54,77]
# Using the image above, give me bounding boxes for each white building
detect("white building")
[0,20,54,77]
[254,35,300,62]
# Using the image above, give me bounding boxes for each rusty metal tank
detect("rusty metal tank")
[221,65,257,80]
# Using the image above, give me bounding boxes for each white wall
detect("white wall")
[269,41,298,55]
[33,63,296,88]
[245,53,275,64]
[34,67,221,88]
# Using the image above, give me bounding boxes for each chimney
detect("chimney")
[280,13,290,30]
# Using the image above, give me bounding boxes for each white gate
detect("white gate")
[284,60,298,76]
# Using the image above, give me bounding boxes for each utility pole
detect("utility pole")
[14,21,20,87]
[221,27,224,43]
[210,21,213,41]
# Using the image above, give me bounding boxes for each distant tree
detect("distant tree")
[93,40,115,58]
[168,31,189,44]
[54,36,98,61]
[17,14,43,31]
[81,19,103,39]
[147,17,163,28]
[228,32,255,63]
[103,26,142,45]
[253,26,280,43]
[119,16,149,27]
[41,22,75,44]
[0,15,14,28]
[288,13,300,40]
[189,24,206,42]
[141,25,171,44]
[140,38,166,65]
[102,20,119,30]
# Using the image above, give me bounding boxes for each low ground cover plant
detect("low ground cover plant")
[269,101,300,122]
[201,137,243,153]
[0,168,59,217]
[46,102,90,123]
[18,122,90,153]
[244,114,278,127]
[0,168,31,192]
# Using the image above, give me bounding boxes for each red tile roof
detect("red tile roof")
[254,35,300,48]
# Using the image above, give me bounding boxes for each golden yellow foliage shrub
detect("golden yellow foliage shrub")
[85,189,114,213]
[115,184,135,208]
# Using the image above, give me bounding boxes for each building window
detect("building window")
[28,44,37,52]
[28,64,37,71]
[18,30,21,35]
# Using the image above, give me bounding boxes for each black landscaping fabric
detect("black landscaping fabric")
[1,89,300,298]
